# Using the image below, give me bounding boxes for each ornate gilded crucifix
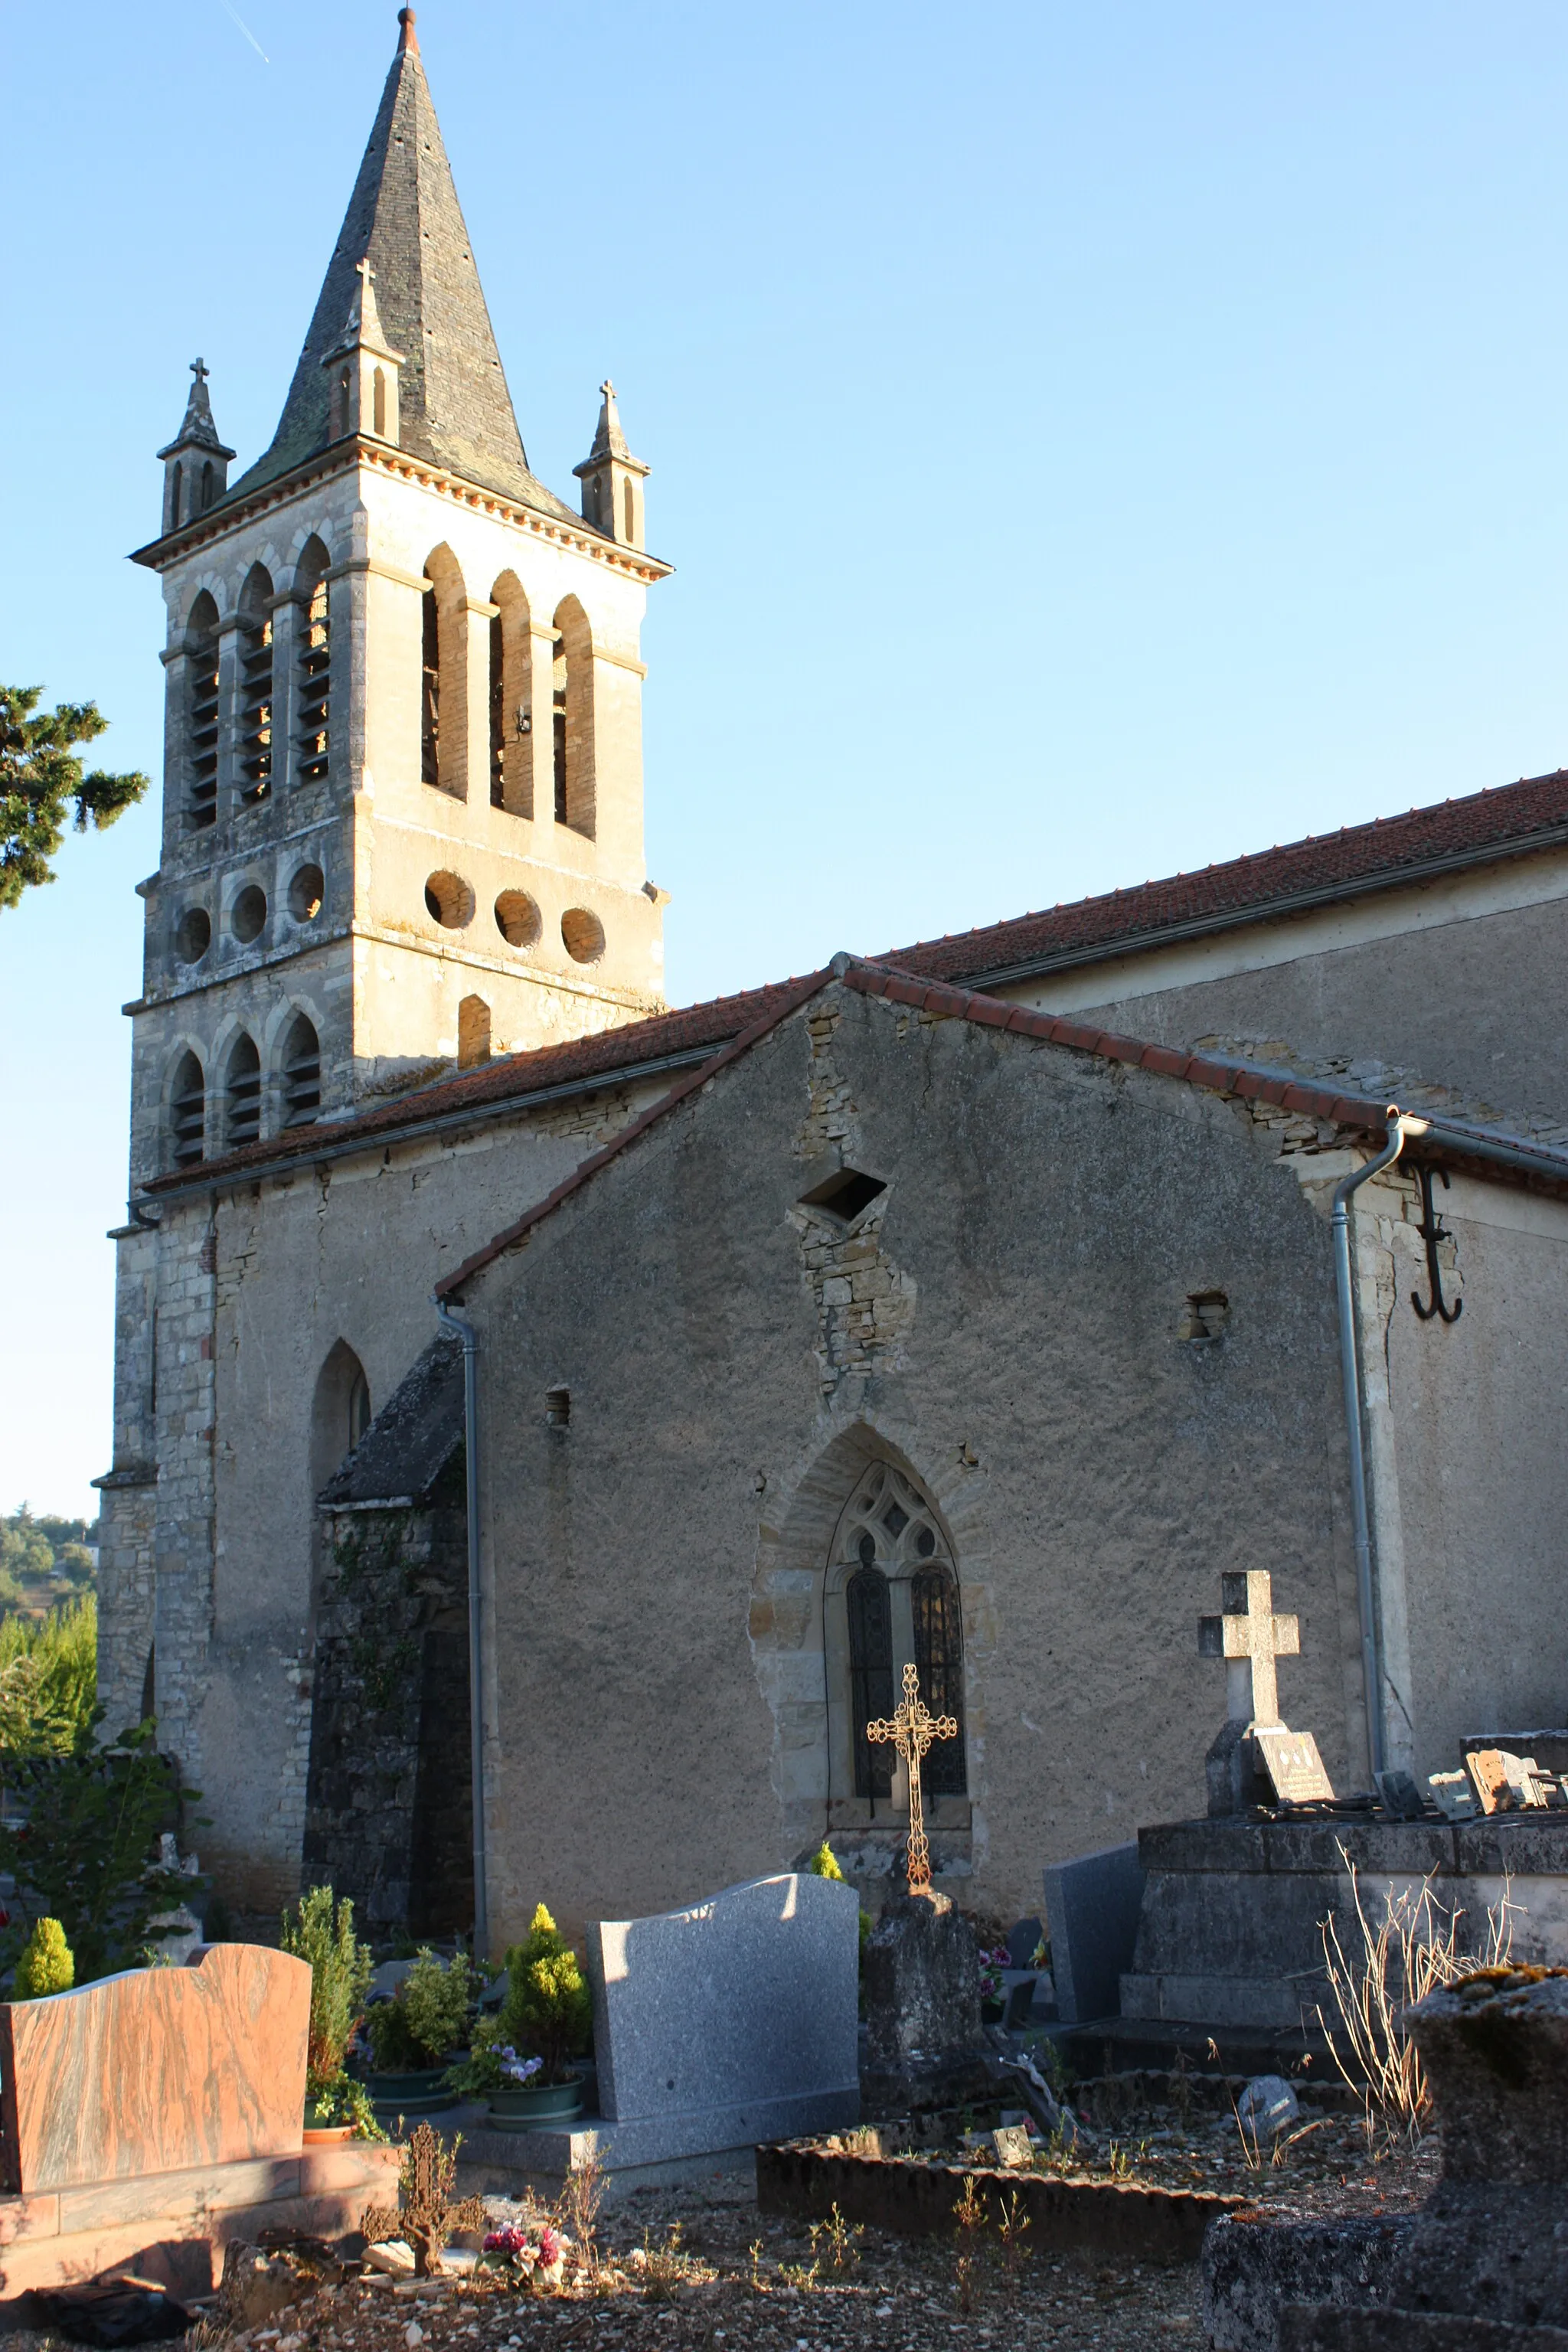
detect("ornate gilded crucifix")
[867,1660,959,1894]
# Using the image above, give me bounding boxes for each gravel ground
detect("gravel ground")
[0,2101,1435,2352]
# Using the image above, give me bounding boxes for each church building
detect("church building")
[99,11,1568,1942]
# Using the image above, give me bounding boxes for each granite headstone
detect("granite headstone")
[1042,1841,1147,2025]
[581,1871,860,2167]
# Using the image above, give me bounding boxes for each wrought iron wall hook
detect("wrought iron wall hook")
[1411,1163,1462,1324]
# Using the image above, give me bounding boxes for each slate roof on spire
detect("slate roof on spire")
[228,13,587,526]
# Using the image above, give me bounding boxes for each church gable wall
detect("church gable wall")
[466,982,1368,1940]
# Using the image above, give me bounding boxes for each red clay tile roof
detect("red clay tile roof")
[434,956,1568,1298]
[142,972,825,1196]
[882,766,1568,987]
[144,766,1568,1201]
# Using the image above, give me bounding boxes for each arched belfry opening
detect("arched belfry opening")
[828,1462,967,1811]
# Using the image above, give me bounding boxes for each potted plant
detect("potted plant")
[279,1885,386,2141]
[475,1905,592,2123]
[442,2040,559,2128]
[363,1947,475,2115]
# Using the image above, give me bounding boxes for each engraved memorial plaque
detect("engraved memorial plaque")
[1253,1726,1335,1805]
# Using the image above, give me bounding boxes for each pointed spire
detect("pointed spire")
[230,11,578,518]
[586,379,630,464]
[158,358,231,459]
[156,359,237,536]
[325,257,401,366]
[573,378,650,550]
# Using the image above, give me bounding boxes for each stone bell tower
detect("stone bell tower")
[124,6,671,1196]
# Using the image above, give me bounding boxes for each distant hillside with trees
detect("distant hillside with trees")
[1,1507,97,1618]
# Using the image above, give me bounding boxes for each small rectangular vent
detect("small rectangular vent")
[1180,1290,1230,1342]
[545,1386,571,1427]
[799,1168,889,1224]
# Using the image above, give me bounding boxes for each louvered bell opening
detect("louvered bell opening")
[283,1044,322,1128]
[171,1074,205,1168]
[188,652,220,829]
[239,622,273,800]
[297,586,331,783]
[227,1060,262,1148]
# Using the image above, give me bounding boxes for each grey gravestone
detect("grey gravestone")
[1376,1769,1426,1821]
[1043,1841,1147,2024]
[583,1872,861,2164]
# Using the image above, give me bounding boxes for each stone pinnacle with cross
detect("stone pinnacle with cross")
[1198,1569,1300,1729]
[867,1660,959,1895]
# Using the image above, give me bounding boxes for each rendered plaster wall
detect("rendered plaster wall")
[1004,857,1568,1138]
[467,982,1374,1947]
[116,1074,658,1911]
[1370,1171,1568,1774]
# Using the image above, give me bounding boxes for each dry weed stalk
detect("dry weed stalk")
[952,2176,986,2312]
[1317,1847,1516,2149]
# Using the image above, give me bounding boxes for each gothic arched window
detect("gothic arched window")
[169,1050,205,1169]
[828,1462,967,1812]
[623,477,635,542]
[226,1032,262,1149]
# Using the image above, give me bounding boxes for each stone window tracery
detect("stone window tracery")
[831,1462,966,1808]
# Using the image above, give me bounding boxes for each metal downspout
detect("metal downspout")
[433,1296,488,1960]
[1331,1109,1424,1782]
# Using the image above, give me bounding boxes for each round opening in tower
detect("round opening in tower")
[424,870,475,929]
[230,885,267,945]
[561,907,606,965]
[289,863,325,923]
[175,907,211,964]
[495,890,541,949]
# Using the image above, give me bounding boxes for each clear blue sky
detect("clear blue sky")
[5,0,1568,1519]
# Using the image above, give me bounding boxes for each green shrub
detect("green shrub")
[808,1840,844,1880]
[280,1885,373,2086]
[15,1916,74,1998]
[497,1904,592,2084]
[0,1599,97,1756]
[304,2070,386,2141]
[0,1723,195,1984]
[364,1948,474,2069]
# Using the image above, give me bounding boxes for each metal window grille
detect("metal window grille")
[297,580,331,782]
[237,617,273,801]
[848,1565,896,1799]
[227,1037,262,1148]
[913,1565,967,1794]
[282,1021,321,1129]
[187,637,219,829]
[170,1057,204,1168]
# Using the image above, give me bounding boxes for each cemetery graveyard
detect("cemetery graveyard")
[4,1597,1568,2348]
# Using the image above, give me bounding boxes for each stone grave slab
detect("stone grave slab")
[488,1873,859,2185]
[1253,1728,1335,1805]
[1095,1813,1568,2076]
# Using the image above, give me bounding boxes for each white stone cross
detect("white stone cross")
[1198,1569,1300,1730]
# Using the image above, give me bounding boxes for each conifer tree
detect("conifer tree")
[1,686,148,912]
